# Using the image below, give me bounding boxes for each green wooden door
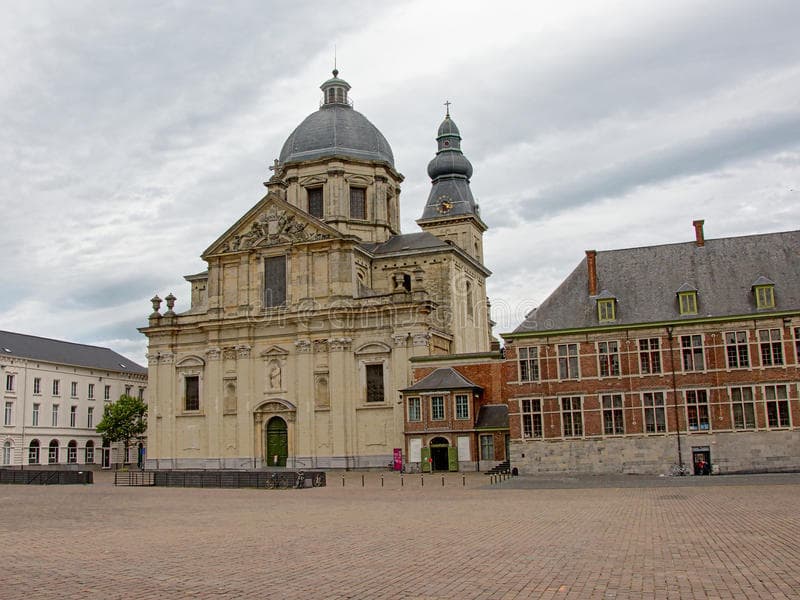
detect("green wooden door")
[266,417,288,467]
[421,447,431,472]
[447,447,459,472]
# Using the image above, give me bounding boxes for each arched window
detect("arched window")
[67,440,78,463]
[28,439,40,464]
[2,440,12,465]
[466,280,474,318]
[85,440,95,464]
[48,439,59,464]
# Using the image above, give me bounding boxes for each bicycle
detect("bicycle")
[669,463,690,477]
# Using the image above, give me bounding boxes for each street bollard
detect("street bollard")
[342,474,345,487]
[462,475,466,487]
[441,475,445,487]
[421,475,424,488]
[381,475,384,488]
[401,475,404,487]
[361,474,365,487]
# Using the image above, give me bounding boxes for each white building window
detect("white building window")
[557,344,579,380]
[70,406,77,428]
[430,396,445,420]
[33,377,41,395]
[2,441,11,465]
[88,384,94,399]
[32,403,40,427]
[5,373,14,392]
[70,381,78,398]
[455,394,469,420]
[560,396,583,437]
[51,405,59,427]
[87,407,94,429]
[407,397,420,422]
[4,402,12,426]
[642,392,666,433]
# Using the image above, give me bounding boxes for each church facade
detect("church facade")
[140,72,492,470]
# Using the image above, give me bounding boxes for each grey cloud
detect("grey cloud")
[518,111,800,220]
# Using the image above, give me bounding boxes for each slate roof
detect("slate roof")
[279,104,395,168]
[360,232,450,255]
[0,330,147,374]
[513,230,800,334]
[475,405,509,429]
[401,367,482,392]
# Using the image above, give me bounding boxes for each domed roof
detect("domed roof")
[278,71,394,168]
[427,151,473,180]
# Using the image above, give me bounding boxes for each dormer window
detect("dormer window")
[678,292,698,315]
[752,277,776,309]
[596,291,616,322]
[676,283,698,315]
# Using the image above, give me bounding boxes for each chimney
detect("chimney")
[585,250,598,296]
[693,219,705,247]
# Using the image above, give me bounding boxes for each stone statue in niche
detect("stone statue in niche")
[223,381,237,413]
[269,360,282,390]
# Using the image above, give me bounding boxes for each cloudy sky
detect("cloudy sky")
[2,0,798,364]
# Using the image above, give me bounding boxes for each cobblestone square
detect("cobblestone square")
[1,472,799,599]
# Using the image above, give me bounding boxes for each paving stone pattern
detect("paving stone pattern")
[1,472,799,599]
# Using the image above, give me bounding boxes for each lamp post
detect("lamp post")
[665,326,684,473]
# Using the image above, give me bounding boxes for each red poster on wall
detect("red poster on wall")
[393,448,403,471]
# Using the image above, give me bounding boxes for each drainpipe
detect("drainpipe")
[666,326,684,473]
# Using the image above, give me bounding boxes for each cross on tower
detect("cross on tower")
[444,100,451,117]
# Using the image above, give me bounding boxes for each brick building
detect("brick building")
[402,355,505,472]
[501,223,800,475]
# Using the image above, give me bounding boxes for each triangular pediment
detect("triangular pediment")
[203,193,343,258]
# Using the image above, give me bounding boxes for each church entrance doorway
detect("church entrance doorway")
[266,417,288,467]
[429,437,456,472]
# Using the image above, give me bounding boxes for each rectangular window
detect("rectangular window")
[87,407,94,429]
[264,255,287,308]
[124,385,132,396]
[597,341,620,377]
[725,331,750,368]
[764,384,790,428]
[521,399,543,439]
[638,338,661,374]
[407,397,421,422]
[642,392,666,433]
[52,405,59,427]
[681,335,705,371]
[730,386,756,430]
[184,376,199,411]
[138,387,144,401]
[33,377,41,394]
[349,187,366,219]
[686,390,710,431]
[794,326,800,364]
[85,444,94,464]
[678,291,698,315]
[365,364,384,402]
[48,443,58,464]
[70,381,78,397]
[307,188,323,218]
[758,328,783,366]
[5,373,14,392]
[104,385,110,401]
[518,347,539,382]
[480,434,494,461]
[597,299,615,322]
[557,343,579,380]
[32,403,40,427]
[68,444,77,464]
[4,402,12,426]
[88,384,94,399]
[601,394,624,435]
[52,379,60,396]
[431,396,445,420]
[455,394,469,420]
[755,285,775,309]
[560,396,583,437]
[70,406,77,427]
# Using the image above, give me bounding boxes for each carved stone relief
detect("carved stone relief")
[218,206,332,254]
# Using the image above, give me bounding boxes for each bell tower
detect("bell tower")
[416,106,487,263]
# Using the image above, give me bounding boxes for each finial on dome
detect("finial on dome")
[333,44,338,77]
[444,100,451,118]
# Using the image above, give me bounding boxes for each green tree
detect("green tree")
[96,394,147,462]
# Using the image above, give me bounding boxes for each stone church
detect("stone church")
[141,70,492,469]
